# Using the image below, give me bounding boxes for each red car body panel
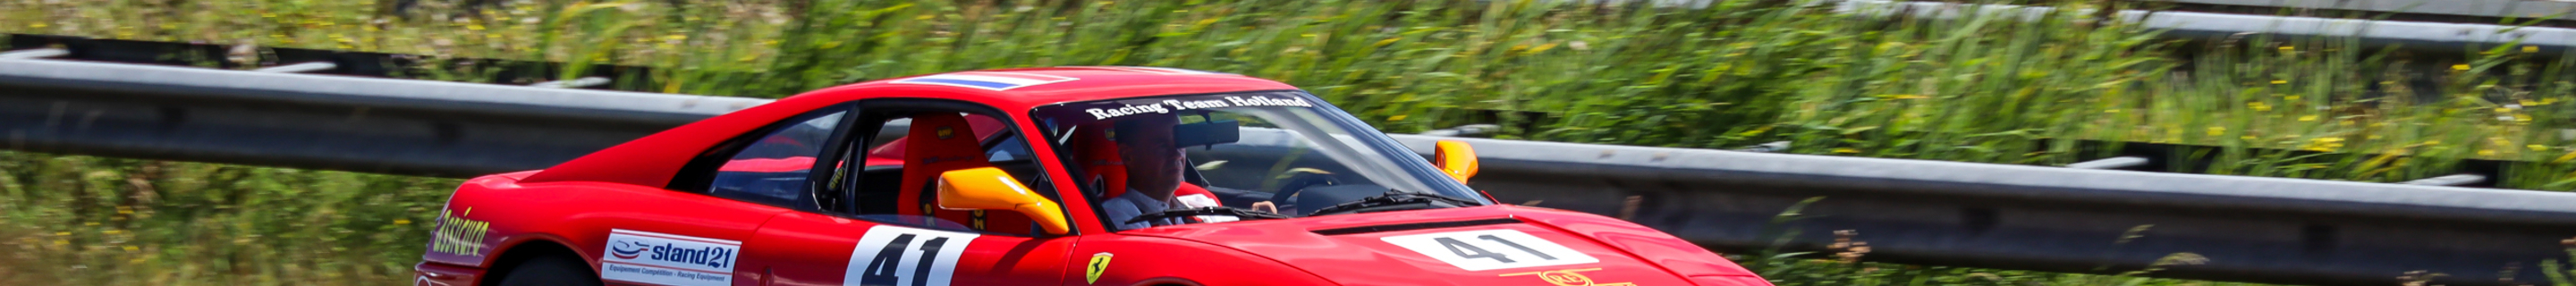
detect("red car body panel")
[412,67,1768,286]
[518,67,1296,189]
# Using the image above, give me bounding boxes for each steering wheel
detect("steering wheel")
[1267,170,1339,213]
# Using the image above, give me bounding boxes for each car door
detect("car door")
[577,105,857,286]
[741,99,1076,286]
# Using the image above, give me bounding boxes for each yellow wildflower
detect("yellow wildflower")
[2249,102,2272,111]
[2207,127,2225,136]
[1833,148,1861,154]
[2303,137,2345,152]
[2454,64,2472,71]
[2299,115,2318,122]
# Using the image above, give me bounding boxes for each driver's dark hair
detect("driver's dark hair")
[1107,114,1175,143]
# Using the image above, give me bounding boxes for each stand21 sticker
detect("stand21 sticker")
[600,229,741,286]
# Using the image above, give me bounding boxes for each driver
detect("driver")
[1099,114,1188,231]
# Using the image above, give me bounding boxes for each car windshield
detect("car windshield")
[1030,90,1487,231]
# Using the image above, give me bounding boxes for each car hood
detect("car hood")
[1120,205,1746,285]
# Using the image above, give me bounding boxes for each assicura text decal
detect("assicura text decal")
[601,229,741,286]
[429,207,489,257]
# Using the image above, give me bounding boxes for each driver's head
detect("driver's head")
[1111,114,1184,200]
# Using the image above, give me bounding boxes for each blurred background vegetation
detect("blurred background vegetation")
[4,0,2573,284]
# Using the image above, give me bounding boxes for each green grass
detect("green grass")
[8,0,2566,188]
[0,154,453,284]
[5,0,2576,284]
[1,152,2290,285]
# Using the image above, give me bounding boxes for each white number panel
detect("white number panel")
[843,226,981,286]
[1380,229,1599,271]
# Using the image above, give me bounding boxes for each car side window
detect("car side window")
[833,105,1061,237]
[706,110,849,209]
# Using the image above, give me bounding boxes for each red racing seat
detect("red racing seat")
[893,113,1037,234]
[866,114,1005,164]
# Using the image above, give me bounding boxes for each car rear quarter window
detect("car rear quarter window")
[707,111,848,207]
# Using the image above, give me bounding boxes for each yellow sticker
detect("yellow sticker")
[1086,252,1113,283]
[1500,268,1634,286]
[936,126,956,139]
[429,207,490,257]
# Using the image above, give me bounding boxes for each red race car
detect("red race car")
[411,67,1773,286]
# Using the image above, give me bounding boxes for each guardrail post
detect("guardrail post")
[1734,141,1792,153]
[252,62,339,73]
[2065,156,2150,170]
[1417,124,1500,138]
[0,48,68,59]
[530,77,612,88]
[2400,174,2488,186]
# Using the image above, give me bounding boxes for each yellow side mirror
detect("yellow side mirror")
[1432,140,1479,183]
[936,167,1073,235]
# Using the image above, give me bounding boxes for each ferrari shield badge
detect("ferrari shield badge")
[1500,268,1633,286]
[1086,252,1114,283]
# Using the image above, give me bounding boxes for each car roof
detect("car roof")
[776,66,1302,112]
[518,66,1303,189]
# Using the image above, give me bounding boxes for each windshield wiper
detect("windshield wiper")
[1305,190,1483,216]
[1127,206,1292,224]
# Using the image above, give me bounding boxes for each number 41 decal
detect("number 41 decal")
[1380,230,1599,271]
[844,226,981,286]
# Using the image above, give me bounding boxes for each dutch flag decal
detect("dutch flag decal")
[890,72,1080,90]
[1085,66,1232,75]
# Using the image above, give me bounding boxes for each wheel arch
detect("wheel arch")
[479,234,588,285]
[1134,277,1204,286]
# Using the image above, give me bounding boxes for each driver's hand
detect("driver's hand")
[1250,201,1278,214]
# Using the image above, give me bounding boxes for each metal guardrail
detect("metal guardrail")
[11,55,2576,285]
[1840,0,2576,55]
[0,57,764,177]
[2146,0,2576,21]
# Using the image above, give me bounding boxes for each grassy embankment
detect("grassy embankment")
[6,0,2576,284]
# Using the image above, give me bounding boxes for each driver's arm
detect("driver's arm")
[1099,198,1149,231]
